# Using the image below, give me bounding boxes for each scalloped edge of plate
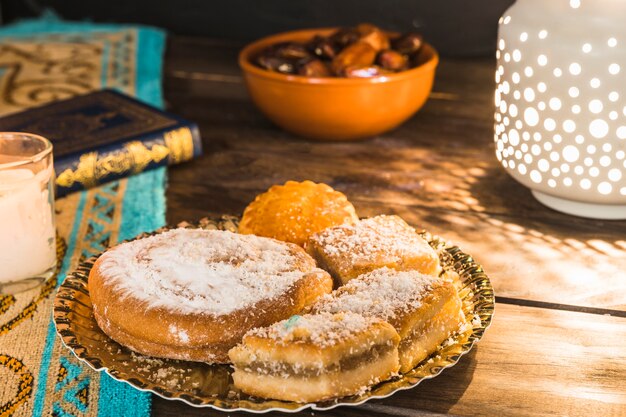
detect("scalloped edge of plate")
[53,217,494,413]
[54,321,491,413]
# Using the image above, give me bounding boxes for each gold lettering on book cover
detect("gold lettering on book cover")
[57,152,99,188]
[126,141,169,174]
[56,141,170,188]
[163,127,194,164]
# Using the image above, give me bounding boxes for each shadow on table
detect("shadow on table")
[421,162,626,309]
[451,163,626,253]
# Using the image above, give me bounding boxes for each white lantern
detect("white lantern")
[495,0,626,219]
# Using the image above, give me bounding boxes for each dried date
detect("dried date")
[297,58,332,77]
[376,49,408,71]
[392,33,423,55]
[331,42,377,76]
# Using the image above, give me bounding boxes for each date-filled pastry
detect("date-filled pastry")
[306,215,440,286]
[239,180,358,247]
[310,267,465,372]
[88,228,333,363]
[228,312,400,402]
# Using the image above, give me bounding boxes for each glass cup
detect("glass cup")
[0,132,56,294]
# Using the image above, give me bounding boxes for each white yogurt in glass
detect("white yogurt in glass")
[0,133,56,292]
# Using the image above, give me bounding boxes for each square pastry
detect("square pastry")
[306,215,440,286]
[228,312,400,402]
[310,267,465,372]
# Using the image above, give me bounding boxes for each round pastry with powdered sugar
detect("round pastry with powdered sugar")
[88,228,333,363]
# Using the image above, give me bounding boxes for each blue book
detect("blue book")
[0,89,202,197]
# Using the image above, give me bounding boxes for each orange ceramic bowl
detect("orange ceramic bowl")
[239,28,439,141]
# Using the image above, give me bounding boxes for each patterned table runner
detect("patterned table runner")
[0,14,166,417]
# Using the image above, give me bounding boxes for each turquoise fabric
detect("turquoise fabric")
[0,11,166,108]
[0,13,167,417]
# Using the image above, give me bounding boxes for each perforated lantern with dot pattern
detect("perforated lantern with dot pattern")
[495,0,626,219]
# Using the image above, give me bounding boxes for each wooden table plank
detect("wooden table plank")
[151,36,626,417]
[152,303,626,417]
[162,38,626,310]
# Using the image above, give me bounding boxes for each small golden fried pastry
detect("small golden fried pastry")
[238,180,358,246]
[310,267,465,372]
[89,228,332,363]
[229,312,400,402]
[306,214,440,286]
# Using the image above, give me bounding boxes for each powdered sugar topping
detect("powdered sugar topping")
[309,215,434,262]
[168,324,190,344]
[96,228,319,315]
[246,312,377,347]
[312,267,441,320]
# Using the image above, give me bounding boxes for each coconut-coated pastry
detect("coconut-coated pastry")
[310,267,465,372]
[88,228,333,363]
[229,312,400,402]
[306,215,441,286]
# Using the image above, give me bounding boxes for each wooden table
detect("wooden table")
[154,36,626,417]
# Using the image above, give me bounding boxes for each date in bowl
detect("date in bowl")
[239,28,439,141]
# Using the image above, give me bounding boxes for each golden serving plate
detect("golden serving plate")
[53,215,495,413]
